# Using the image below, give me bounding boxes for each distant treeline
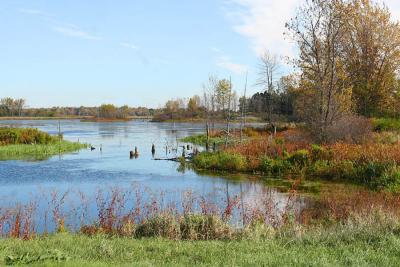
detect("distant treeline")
[0,98,157,118]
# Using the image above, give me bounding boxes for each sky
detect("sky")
[1,0,400,108]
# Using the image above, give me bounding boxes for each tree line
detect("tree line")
[0,98,156,118]
[0,98,26,117]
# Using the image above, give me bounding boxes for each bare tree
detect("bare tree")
[257,51,280,123]
[202,74,218,151]
[15,99,26,117]
[240,72,248,143]
[224,77,233,148]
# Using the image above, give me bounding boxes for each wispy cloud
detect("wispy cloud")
[216,56,248,74]
[120,42,139,50]
[225,0,400,59]
[18,8,55,18]
[53,25,102,41]
[18,8,42,15]
[224,0,300,57]
[210,47,221,53]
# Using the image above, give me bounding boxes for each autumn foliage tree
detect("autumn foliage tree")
[343,0,400,117]
[286,0,353,141]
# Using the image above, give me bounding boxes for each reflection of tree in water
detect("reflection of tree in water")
[97,123,116,139]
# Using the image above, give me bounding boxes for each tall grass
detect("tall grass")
[0,141,87,160]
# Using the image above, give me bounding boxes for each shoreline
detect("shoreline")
[0,116,154,121]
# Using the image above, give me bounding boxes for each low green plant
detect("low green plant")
[372,118,400,132]
[179,214,231,240]
[260,157,291,174]
[135,214,180,239]
[180,134,224,146]
[193,152,246,172]
[287,149,309,166]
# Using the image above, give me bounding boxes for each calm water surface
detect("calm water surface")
[0,120,308,230]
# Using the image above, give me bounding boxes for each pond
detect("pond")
[0,120,310,232]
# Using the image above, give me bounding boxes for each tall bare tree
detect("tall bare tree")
[257,51,280,123]
[202,74,218,151]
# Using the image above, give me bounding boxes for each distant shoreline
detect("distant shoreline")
[0,116,153,121]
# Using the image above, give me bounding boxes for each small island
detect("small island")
[0,128,87,160]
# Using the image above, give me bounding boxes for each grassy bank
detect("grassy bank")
[3,213,400,266]
[0,141,87,160]
[0,128,87,160]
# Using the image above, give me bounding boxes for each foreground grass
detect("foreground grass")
[0,141,87,160]
[2,223,400,266]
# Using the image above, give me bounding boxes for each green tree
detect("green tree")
[216,79,231,112]
[188,95,200,118]
[98,104,118,119]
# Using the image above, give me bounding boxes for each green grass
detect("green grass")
[180,134,225,146]
[0,127,87,160]
[372,118,400,132]
[0,141,87,160]
[2,217,400,266]
[193,152,247,172]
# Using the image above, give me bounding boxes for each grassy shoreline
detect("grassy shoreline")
[3,215,400,266]
[0,127,87,160]
[0,141,87,160]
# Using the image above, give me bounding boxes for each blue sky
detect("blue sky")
[1,0,400,108]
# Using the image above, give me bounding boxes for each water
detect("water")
[0,120,308,232]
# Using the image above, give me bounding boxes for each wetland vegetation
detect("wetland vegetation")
[0,128,87,160]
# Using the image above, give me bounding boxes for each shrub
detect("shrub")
[0,128,57,145]
[287,150,309,166]
[193,152,246,172]
[135,214,180,239]
[310,144,332,161]
[372,118,400,132]
[326,115,372,144]
[260,157,291,174]
[243,127,260,138]
[179,214,231,240]
[307,160,332,179]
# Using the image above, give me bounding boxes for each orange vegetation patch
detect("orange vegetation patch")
[302,189,400,223]
[224,128,311,159]
[328,142,400,164]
